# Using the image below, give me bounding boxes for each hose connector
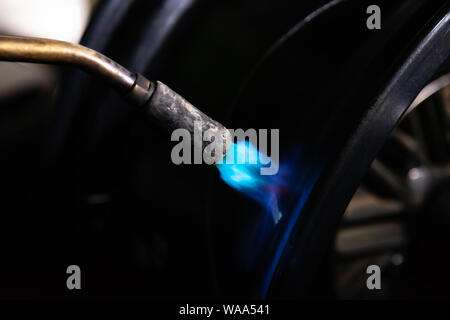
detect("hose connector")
[123,73,155,107]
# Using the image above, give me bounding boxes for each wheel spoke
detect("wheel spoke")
[437,85,450,123]
[344,188,405,225]
[421,98,448,161]
[436,87,450,145]
[391,129,427,164]
[407,111,431,165]
[367,159,409,202]
[335,222,407,258]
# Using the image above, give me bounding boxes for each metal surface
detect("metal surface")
[0,36,136,94]
[147,81,232,163]
[406,74,450,116]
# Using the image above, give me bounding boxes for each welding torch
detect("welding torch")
[0,36,231,163]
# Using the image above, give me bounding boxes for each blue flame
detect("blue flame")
[216,141,284,223]
[215,140,324,298]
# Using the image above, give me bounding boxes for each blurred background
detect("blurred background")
[0,0,96,153]
[0,0,96,96]
[0,0,98,298]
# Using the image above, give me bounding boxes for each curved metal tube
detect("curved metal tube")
[0,35,231,163]
[0,36,136,94]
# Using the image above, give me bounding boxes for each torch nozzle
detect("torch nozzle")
[0,35,231,162]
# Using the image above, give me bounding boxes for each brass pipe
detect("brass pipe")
[0,35,232,162]
[0,35,136,95]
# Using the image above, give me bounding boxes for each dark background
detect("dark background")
[0,0,448,299]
